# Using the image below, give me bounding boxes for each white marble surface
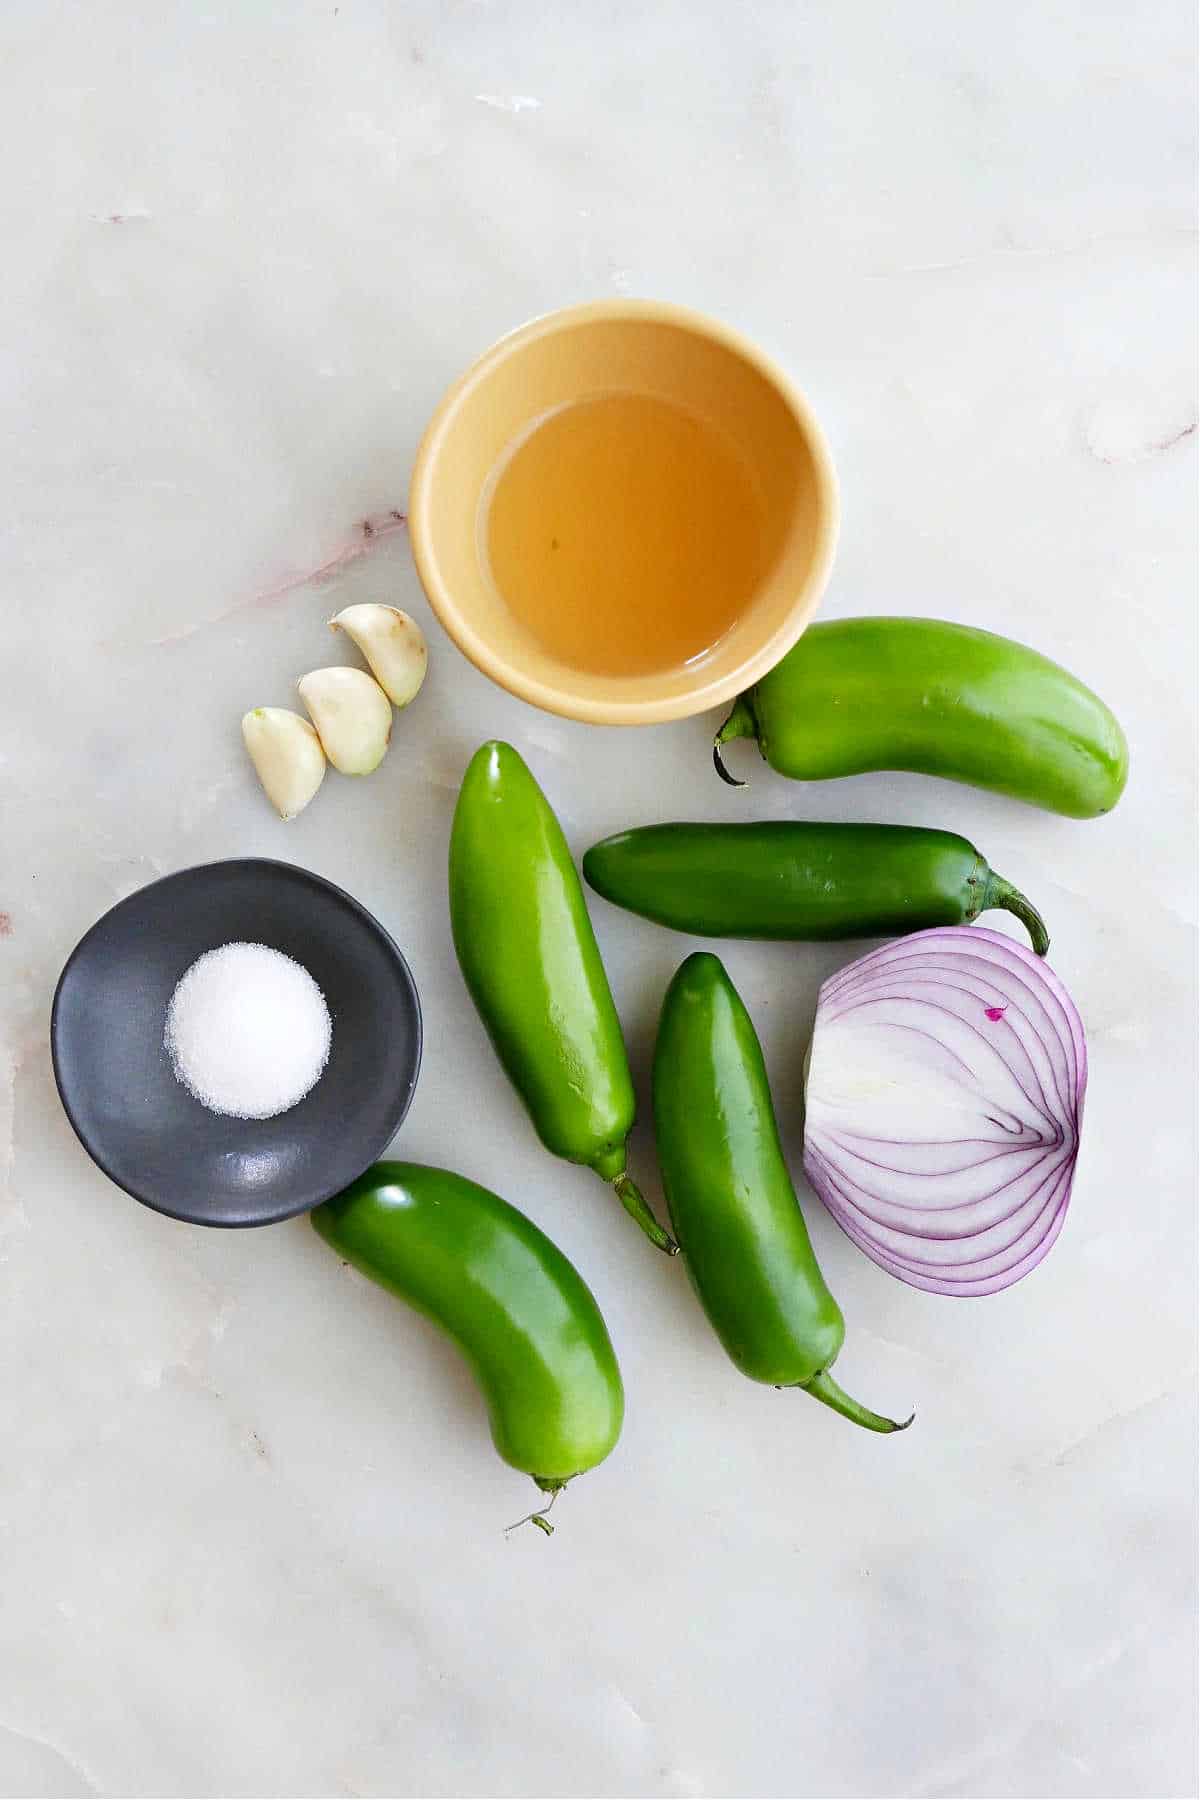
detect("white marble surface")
[2,4,1196,1796]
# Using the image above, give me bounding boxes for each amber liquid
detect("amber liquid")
[483,391,767,678]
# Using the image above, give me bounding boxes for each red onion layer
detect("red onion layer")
[802,928,1087,1297]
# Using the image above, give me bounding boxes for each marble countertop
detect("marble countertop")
[3,4,1196,1796]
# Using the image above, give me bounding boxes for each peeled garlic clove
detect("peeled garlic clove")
[329,603,428,709]
[297,667,392,775]
[241,708,326,820]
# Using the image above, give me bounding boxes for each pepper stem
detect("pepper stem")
[505,1482,564,1538]
[802,1367,914,1434]
[611,1173,679,1254]
[713,696,757,787]
[983,873,1051,957]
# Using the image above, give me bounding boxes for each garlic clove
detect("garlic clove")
[241,708,327,820]
[297,667,393,775]
[329,603,428,709]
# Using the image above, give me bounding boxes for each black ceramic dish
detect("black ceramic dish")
[51,859,422,1227]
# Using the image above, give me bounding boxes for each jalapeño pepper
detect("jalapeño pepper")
[450,741,675,1254]
[312,1162,624,1498]
[714,616,1128,819]
[584,820,1049,953]
[653,953,911,1434]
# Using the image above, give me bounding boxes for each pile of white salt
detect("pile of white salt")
[164,942,331,1119]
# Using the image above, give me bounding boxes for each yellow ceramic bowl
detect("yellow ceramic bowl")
[408,300,839,726]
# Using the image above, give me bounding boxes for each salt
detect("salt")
[164,942,332,1119]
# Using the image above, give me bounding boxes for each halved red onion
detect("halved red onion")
[803,928,1087,1297]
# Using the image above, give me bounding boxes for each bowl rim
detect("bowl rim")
[408,297,840,726]
[50,857,423,1228]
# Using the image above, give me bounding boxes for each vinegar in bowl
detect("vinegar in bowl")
[483,391,768,680]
